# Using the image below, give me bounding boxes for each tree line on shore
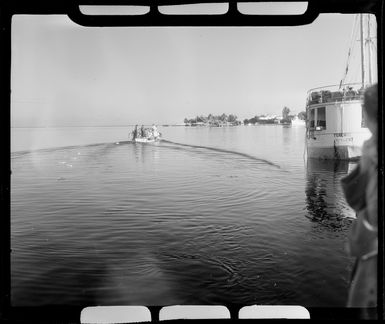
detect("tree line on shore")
[184,113,241,126]
[184,108,306,126]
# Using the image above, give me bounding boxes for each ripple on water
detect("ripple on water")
[11,138,355,307]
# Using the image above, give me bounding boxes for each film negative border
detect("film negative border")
[1,0,383,322]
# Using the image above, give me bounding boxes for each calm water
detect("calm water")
[11,125,356,307]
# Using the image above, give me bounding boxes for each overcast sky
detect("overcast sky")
[11,12,377,127]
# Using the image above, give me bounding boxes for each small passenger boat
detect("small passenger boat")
[130,125,161,143]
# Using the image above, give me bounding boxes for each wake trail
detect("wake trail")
[160,139,283,170]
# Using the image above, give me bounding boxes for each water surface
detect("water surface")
[11,125,356,307]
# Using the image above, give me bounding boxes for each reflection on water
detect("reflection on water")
[305,159,356,228]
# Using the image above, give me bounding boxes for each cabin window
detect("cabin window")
[309,108,315,128]
[316,107,326,130]
[361,105,367,128]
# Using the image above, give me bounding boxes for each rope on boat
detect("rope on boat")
[339,14,359,88]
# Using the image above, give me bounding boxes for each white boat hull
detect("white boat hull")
[134,137,160,143]
[306,97,372,160]
[306,129,371,160]
[307,141,366,160]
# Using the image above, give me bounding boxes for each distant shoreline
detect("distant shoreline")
[11,125,184,129]
[11,123,302,129]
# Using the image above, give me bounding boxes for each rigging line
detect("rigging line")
[346,42,360,84]
[346,44,360,85]
[340,16,356,86]
[340,14,359,88]
[347,15,359,80]
[345,24,360,84]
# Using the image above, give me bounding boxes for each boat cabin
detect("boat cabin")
[306,84,367,135]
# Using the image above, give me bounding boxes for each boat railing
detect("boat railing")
[306,83,365,106]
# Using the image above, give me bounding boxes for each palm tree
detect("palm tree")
[282,106,290,119]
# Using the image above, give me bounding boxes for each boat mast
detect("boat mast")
[367,14,373,85]
[360,14,366,88]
